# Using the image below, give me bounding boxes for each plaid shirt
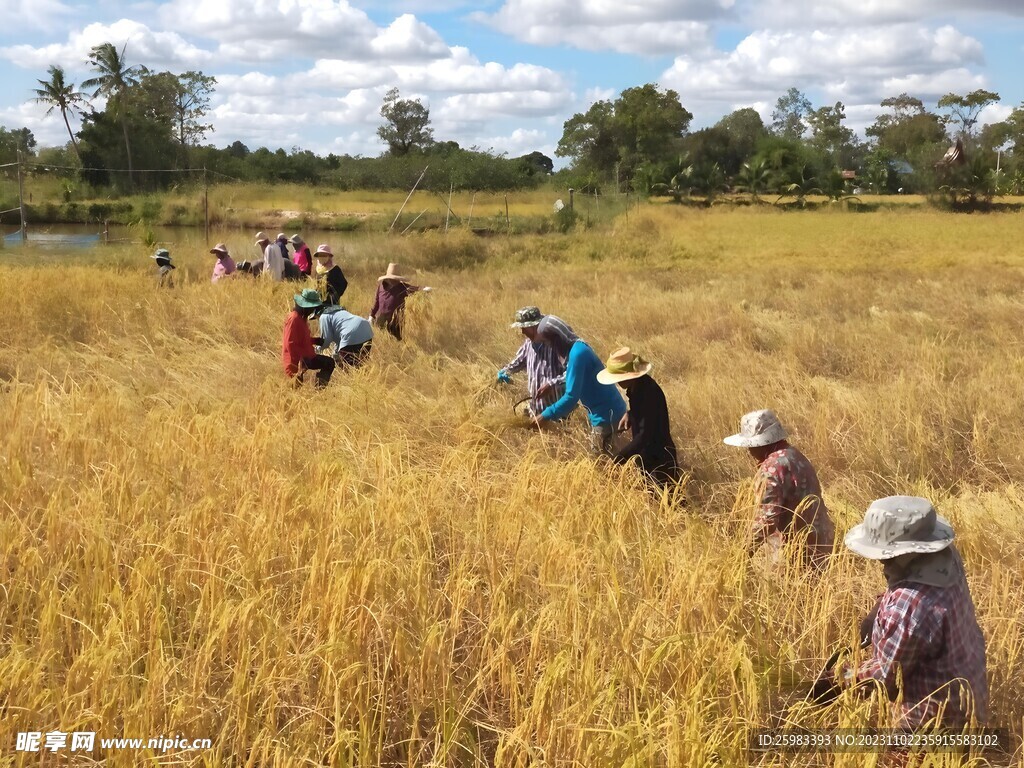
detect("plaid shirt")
[501,339,566,414]
[753,445,834,566]
[857,555,988,728]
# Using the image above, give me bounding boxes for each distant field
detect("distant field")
[1,207,1022,765]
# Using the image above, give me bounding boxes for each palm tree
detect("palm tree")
[32,65,86,164]
[82,42,144,184]
[735,158,771,203]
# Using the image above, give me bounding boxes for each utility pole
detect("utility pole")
[17,150,26,242]
[203,167,210,246]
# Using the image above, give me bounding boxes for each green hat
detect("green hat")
[294,288,323,309]
[510,306,543,328]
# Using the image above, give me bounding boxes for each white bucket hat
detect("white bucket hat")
[723,409,787,448]
[845,496,954,560]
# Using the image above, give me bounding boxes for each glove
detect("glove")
[497,370,512,384]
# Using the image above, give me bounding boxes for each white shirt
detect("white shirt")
[263,243,284,281]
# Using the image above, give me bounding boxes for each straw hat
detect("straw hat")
[276,232,287,241]
[289,234,304,245]
[210,243,230,256]
[378,262,408,282]
[596,347,653,385]
[845,496,955,560]
[510,306,544,328]
[254,231,270,245]
[313,244,334,259]
[294,288,324,309]
[723,409,787,448]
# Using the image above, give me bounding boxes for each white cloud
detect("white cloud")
[471,127,551,157]
[0,0,75,30]
[0,19,212,71]
[661,24,987,118]
[745,0,1024,27]
[0,101,76,147]
[476,0,723,54]
[369,14,448,60]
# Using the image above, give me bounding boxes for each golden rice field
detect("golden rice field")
[1,207,1023,766]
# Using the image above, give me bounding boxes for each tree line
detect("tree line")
[4,42,1024,204]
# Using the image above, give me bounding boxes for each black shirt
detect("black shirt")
[613,375,679,480]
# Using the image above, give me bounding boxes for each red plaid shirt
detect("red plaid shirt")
[857,555,988,728]
[753,445,834,566]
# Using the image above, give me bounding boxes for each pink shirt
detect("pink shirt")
[212,256,236,282]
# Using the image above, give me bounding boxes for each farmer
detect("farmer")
[151,247,175,288]
[313,244,349,305]
[282,288,335,388]
[370,262,430,341]
[835,496,989,728]
[276,233,291,263]
[318,305,373,368]
[210,243,236,282]
[256,231,284,282]
[497,306,567,416]
[723,410,834,568]
[597,347,679,487]
[531,316,626,456]
[290,234,312,276]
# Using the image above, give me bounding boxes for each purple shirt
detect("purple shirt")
[212,256,236,282]
[371,281,414,317]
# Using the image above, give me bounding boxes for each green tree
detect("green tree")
[866,94,946,157]
[0,126,37,165]
[32,65,86,163]
[714,108,768,169]
[937,89,1000,139]
[735,157,771,202]
[556,84,691,180]
[771,87,812,140]
[377,88,433,156]
[82,43,146,184]
[806,101,857,166]
[555,99,618,172]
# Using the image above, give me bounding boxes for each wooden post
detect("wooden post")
[203,167,210,246]
[568,188,575,211]
[103,220,109,243]
[17,151,26,243]
[400,209,428,235]
[390,165,429,233]
[444,182,453,233]
[504,194,510,232]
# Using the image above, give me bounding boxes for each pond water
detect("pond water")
[0,223,378,251]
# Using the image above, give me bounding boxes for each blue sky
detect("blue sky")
[1,0,1021,163]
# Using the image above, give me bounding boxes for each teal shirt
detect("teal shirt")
[540,341,626,427]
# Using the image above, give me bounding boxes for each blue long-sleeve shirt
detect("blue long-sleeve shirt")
[540,341,626,428]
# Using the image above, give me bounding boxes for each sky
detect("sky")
[0,0,1021,164]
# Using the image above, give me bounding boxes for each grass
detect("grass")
[0,206,1022,766]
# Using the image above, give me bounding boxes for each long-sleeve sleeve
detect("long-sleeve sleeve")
[330,267,348,301]
[751,470,786,548]
[856,589,940,699]
[319,315,339,350]
[502,341,529,375]
[540,345,583,421]
[370,284,381,317]
[614,404,649,464]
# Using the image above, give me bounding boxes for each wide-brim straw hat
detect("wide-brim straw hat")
[314,244,334,259]
[276,232,287,241]
[294,288,324,309]
[845,496,955,560]
[378,262,408,282]
[510,306,544,328]
[254,231,270,245]
[289,234,304,245]
[596,347,653,385]
[210,243,229,256]
[723,409,787,448]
